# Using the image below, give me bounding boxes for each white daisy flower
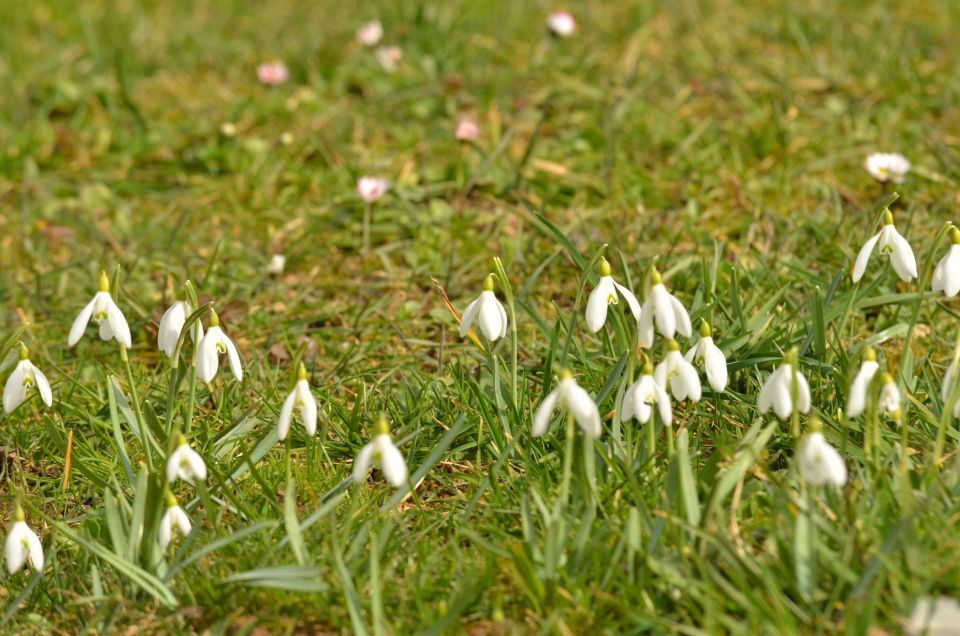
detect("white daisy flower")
[865,152,910,184]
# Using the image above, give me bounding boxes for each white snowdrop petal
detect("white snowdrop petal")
[459,298,481,337]
[106,298,132,348]
[32,365,53,407]
[277,390,296,441]
[3,362,28,413]
[478,295,504,341]
[585,277,614,333]
[532,389,560,437]
[378,437,408,487]
[669,295,692,337]
[352,443,376,484]
[852,233,880,283]
[889,229,918,282]
[613,282,641,321]
[564,382,601,438]
[68,296,98,346]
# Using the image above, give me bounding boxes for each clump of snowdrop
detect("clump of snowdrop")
[795,423,847,487]
[158,492,191,552]
[3,343,52,414]
[356,20,383,47]
[375,46,402,72]
[932,226,960,298]
[196,308,243,383]
[585,258,640,333]
[257,61,289,86]
[621,362,671,426]
[654,339,701,403]
[684,321,728,392]
[68,271,133,349]
[865,152,910,184]
[758,348,811,420]
[158,297,203,359]
[852,209,917,283]
[846,347,880,418]
[455,118,480,142]
[459,274,508,342]
[639,268,691,347]
[547,10,576,37]
[353,415,407,487]
[356,176,390,203]
[167,434,207,485]
[5,506,43,574]
[278,363,317,441]
[533,369,602,438]
[266,254,286,276]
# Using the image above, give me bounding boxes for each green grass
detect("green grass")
[2,0,960,633]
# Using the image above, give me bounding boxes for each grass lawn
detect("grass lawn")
[2,0,960,633]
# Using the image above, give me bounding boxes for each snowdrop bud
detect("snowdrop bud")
[846,347,879,418]
[5,505,43,574]
[932,227,960,298]
[852,209,917,283]
[796,424,847,487]
[459,275,509,342]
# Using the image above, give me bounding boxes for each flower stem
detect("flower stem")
[559,412,576,506]
[362,203,372,257]
[120,346,154,473]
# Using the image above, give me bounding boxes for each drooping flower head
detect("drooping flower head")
[846,346,880,418]
[278,363,318,441]
[621,361,671,426]
[356,20,384,47]
[654,339,702,403]
[758,347,811,420]
[878,373,901,419]
[5,505,43,574]
[684,320,728,392]
[460,274,509,342]
[852,209,918,283]
[68,271,133,349]
[796,422,847,487]
[533,369,602,438]
[547,11,576,38]
[166,434,207,485]
[195,308,243,383]
[257,61,289,86]
[356,176,390,203]
[933,226,960,298]
[585,257,641,334]
[158,492,192,552]
[3,343,53,414]
[865,152,910,184]
[638,267,692,347]
[352,415,408,487]
[158,293,204,359]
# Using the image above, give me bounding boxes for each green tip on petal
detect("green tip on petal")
[642,361,654,375]
[298,362,308,381]
[165,491,179,508]
[650,267,662,285]
[699,320,711,338]
[864,346,877,362]
[209,307,220,327]
[375,413,390,436]
[559,367,573,381]
[176,433,188,447]
[18,342,29,360]
[598,258,612,277]
[951,226,960,245]
[483,274,495,291]
[808,416,823,433]
[882,209,894,225]
[98,271,110,292]
[667,339,680,352]
[14,504,25,522]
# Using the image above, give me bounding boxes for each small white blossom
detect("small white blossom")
[684,321,728,392]
[852,209,917,283]
[278,364,317,441]
[455,118,480,142]
[846,348,880,418]
[3,344,53,413]
[356,176,390,203]
[195,310,243,383]
[375,46,402,72]
[638,269,691,347]
[547,11,576,37]
[353,417,407,487]
[757,349,811,420]
[356,20,384,47]
[865,152,910,183]
[158,299,203,358]
[158,495,192,552]
[68,272,132,349]
[5,509,43,574]
[533,370,602,438]
[621,363,671,426]
[878,374,901,417]
[932,227,960,298]
[906,596,960,636]
[654,340,702,403]
[266,254,287,276]
[796,430,847,487]
[166,436,207,485]
[257,61,289,86]
[585,258,641,333]
[459,274,508,342]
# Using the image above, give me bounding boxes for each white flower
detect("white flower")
[865,152,910,183]
[846,348,880,418]
[941,355,960,418]
[356,176,390,203]
[5,510,43,574]
[3,344,53,414]
[638,269,691,347]
[907,596,960,636]
[757,349,811,420]
[266,254,287,276]
[158,495,192,552]
[455,118,480,142]
[68,272,132,349]
[533,370,602,438]
[278,364,317,441]
[621,364,671,426]
[878,374,901,417]
[654,340,702,403]
[257,61,289,86]
[195,310,243,383]
[585,258,641,334]
[684,321,728,392]
[932,227,960,297]
[852,209,917,283]
[375,46,402,72]
[459,274,508,342]
[353,417,407,487]
[166,436,207,485]
[157,300,203,358]
[356,20,383,47]
[547,10,576,37]
[796,430,847,487]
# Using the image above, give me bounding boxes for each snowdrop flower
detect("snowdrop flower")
[585,258,641,333]
[757,348,811,420]
[356,176,390,203]
[878,373,901,418]
[455,118,480,142]
[195,309,243,383]
[547,10,576,38]
[5,507,42,574]
[533,369,602,438]
[459,274,508,342]
[352,415,407,487]
[932,226,960,298]
[684,321,728,392]
[796,427,847,487]
[638,268,691,347]
[621,362,671,426]
[654,339,702,403]
[157,299,203,359]
[266,254,286,276]
[166,434,207,485]
[356,20,383,47]
[907,596,960,636]
[257,61,289,86]
[278,363,317,441]
[375,46,402,72]
[846,347,880,418]
[865,152,910,184]
[3,343,52,414]
[852,209,917,283]
[68,271,133,349]
[941,353,960,418]
[158,493,192,552]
